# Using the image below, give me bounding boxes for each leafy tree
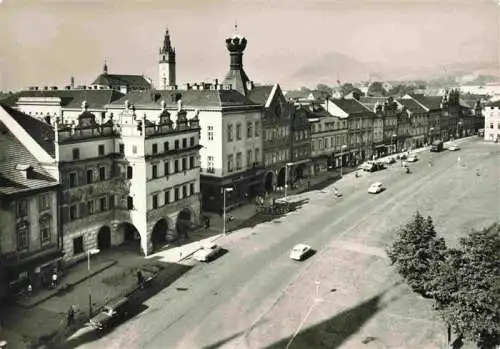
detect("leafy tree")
[386,212,447,296]
[340,83,355,96]
[315,84,333,101]
[431,224,500,348]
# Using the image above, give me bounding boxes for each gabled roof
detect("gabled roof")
[92,74,152,89]
[1,105,55,157]
[410,94,442,111]
[0,123,57,196]
[284,90,313,100]
[247,85,274,105]
[329,98,372,115]
[397,98,427,113]
[358,96,390,111]
[5,89,124,109]
[108,89,261,109]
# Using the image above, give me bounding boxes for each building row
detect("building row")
[0,28,489,297]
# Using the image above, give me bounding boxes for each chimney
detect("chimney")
[44,86,49,90]
[65,86,71,90]
[16,164,33,179]
[70,76,75,89]
[185,83,191,90]
[51,86,58,90]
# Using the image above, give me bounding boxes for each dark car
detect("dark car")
[88,297,130,332]
[430,140,444,152]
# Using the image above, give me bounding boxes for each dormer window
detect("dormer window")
[16,164,33,179]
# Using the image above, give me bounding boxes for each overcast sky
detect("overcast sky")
[0,0,498,91]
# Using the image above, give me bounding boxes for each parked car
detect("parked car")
[382,157,396,165]
[448,143,460,151]
[368,182,385,194]
[289,244,313,261]
[193,242,223,262]
[359,161,385,172]
[430,140,444,152]
[407,154,418,162]
[88,297,130,332]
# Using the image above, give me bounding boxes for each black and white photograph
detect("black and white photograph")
[0,0,499,348]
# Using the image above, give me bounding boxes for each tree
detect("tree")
[367,81,387,97]
[315,84,333,101]
[386,212,447,296]
[340,83,355,96]
[431,224,500,347]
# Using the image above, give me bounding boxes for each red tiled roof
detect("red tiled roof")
[0,122,57,196]
[1,105,56,157]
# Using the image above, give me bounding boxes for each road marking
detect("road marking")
[285,301,319,349]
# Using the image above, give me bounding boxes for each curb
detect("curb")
[16,260,118,309]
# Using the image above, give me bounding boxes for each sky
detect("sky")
[0,0,498,91]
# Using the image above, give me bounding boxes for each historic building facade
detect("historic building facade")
[289,105,312,181]
[0,106,61,297]
[55,101,201,261]
[483,100,500,142]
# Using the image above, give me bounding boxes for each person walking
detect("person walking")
[67,305,75,327]
[51,271,58,289]
[27,284,33,297]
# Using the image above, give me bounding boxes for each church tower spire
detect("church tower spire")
[223,25,251,96]
[158,27,176,90]
[103,58,108,75]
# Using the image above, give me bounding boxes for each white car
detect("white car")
[368,182,384,194]
[407,155,418,162]
[289,244,312,261]
[193,243,222,262]
[448,144,460,151]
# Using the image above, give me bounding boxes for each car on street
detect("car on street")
[382,157,396,165]
[359,161,385,172]
[448,143,460,151]
[407,154,418,162]
[88,297,130,332]
[289,244,313,261]
[368,182,385,194]
[193,242,223,262]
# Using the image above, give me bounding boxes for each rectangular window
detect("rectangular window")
[236,124,242,140]
[127,166,133,179]
[174,188,179,201]
[152,143,158,154]
[87,200,94,215]
[247,122,253,138]
[190,136,195,147]
[119,144,125,154]
[164,191,170,204]
[73,236,84,255]
[174,159,179,173]
[40,216,51,243]
[17,222,29,250]
[208,126,214,141]
[132,145,138,154]
[207,156,215,173]
[98,144,105,156]
[189,156,195,169]
[164,141,169,152]
[236,152,242,170]
[127,196,134,209]
[152,164,158,178]
[108,195,115,209]
[164,161,170,176]
[182,185,187,198]
[182,138,187,148]
[72,148,80,160]
[99,197,107,211]
[255,148,260,164]
[86,169,93,184]
[38,194,50,211]
[175,140,179,149]
[247,150,252,167]
[227,154,234,172]
[227,124,233,142]
[152,194,158,209]
[99,167,106,181]
[190,183,195,196]
[17,199,28,217]
[69,205,77,221]
[182,158,187,171]
[254,122,260,137]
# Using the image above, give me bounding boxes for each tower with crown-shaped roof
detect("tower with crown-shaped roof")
[158,28,176,90]
[223,25,252,96]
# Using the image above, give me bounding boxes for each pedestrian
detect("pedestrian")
[67,305,75,327]
[136,270,144,288]
[51,271,58,289]
[27,284,32,296]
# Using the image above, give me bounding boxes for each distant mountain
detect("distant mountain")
[285,51,498,87]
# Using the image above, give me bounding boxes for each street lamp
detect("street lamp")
[222,187,233,236]
[456,121,463,139]
[391,134,397,154]
[429,127,434,144]
[340,145,347,177]
[284,162,293,201]
[87,248,100,318]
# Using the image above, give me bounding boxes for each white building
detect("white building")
[483,100,500,142]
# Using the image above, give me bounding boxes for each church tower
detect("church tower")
[158,28,176,90]
[223,26,251,96]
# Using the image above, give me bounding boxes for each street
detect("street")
[65,138,499,349]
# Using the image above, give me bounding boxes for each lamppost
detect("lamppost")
[340,145,347,177]
[391,134,397,154]
[87,248,100,318]
[429,127,434,144]
[284,162,293,201]
[456,120,462,139]
[222,187,233,236]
